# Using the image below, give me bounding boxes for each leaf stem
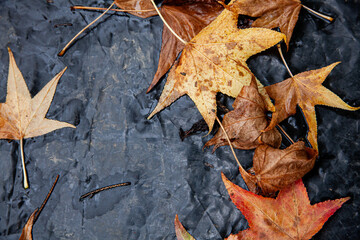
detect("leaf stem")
[215,116,250,178]
[70,5,154,13]
[58,1,116,56]
[277,44,294,77]
[302,5,334,22]
[276,124,294,144]
[34,175,59,223]
[150,0,187,45]
[79,182,131,201]
[20,138,29,189]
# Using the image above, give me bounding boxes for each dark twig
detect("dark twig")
[34,175,59,223]
[79,182,131,201]
[54,23,73,28]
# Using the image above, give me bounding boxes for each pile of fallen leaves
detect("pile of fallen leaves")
[1,0,358,239]
[143,0,358,239]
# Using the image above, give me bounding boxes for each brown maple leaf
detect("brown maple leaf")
[204,77,281,152]
[19,209,37,240]
[222,174,349,240]
[147,0,224,92]
[242,141,318,196]
[174,215,196,240]
[148,3,285,132]
[19,175,59,240]
[0,48,75,188]
[229,0,301,49]
[114,0,157,18]
[264,62,360,151]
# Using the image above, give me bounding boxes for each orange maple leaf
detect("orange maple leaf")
[222,173,349,240]
[264,62,360,151]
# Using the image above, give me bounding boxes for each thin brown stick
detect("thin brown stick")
[80,182,131,201]
[20,138,29,189]
[34,175,59,223]
[58,1,116,56]
[215,116,250,178]
[276,125,295,144]
[54,23,73,28]
[277,44,294,77]
[71,5,154,13]
[150,0,187,45]
[302,5,334,22]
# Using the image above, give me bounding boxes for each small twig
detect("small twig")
[58,1,116,56]
[71,5,155,13]
[54,23,73,28]
[276,125,295,144]
[20,138,29,189]
[302,5,334,22]
[34,175,59,223]
[215,116,250,178]
[80,182,131,201]
[277,44,294,77]
[150,0,187,45]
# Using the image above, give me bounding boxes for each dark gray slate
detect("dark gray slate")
[0,0,359,239]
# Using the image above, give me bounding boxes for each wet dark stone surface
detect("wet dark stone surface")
[0,0,359,239]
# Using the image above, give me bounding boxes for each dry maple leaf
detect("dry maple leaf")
[229,0,334,49]
[174,215,196,240]
[19,175,59,240]
[147,0,224,92]
[148,3,285,132]
[222,173,350,240]
[204,77,281,152]
[19,209,37,240]
[0,48,75,188]
[264,62,360,152]
[229,0,301,49]
[242,141,318,196]
[114,0,157,18]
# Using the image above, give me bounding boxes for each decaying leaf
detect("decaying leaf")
[0,48,75,188]
[222,174,349,240]
[264,62,360,151]
[19,209,38,240]
[229,0,301,49]
[242,141,318,196]
[204,77,281,152]
[148,1,285,132]
[175,215,196,240]
[148,0,224,92]
[114,0,157,18]
[19,175,59,240]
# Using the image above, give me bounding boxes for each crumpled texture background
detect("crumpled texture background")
[0,0,359,239]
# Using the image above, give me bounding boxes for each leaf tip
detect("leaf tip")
[221,172,231,189]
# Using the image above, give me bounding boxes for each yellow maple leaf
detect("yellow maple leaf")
[0,48,75,188]
[148,2,285,131]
